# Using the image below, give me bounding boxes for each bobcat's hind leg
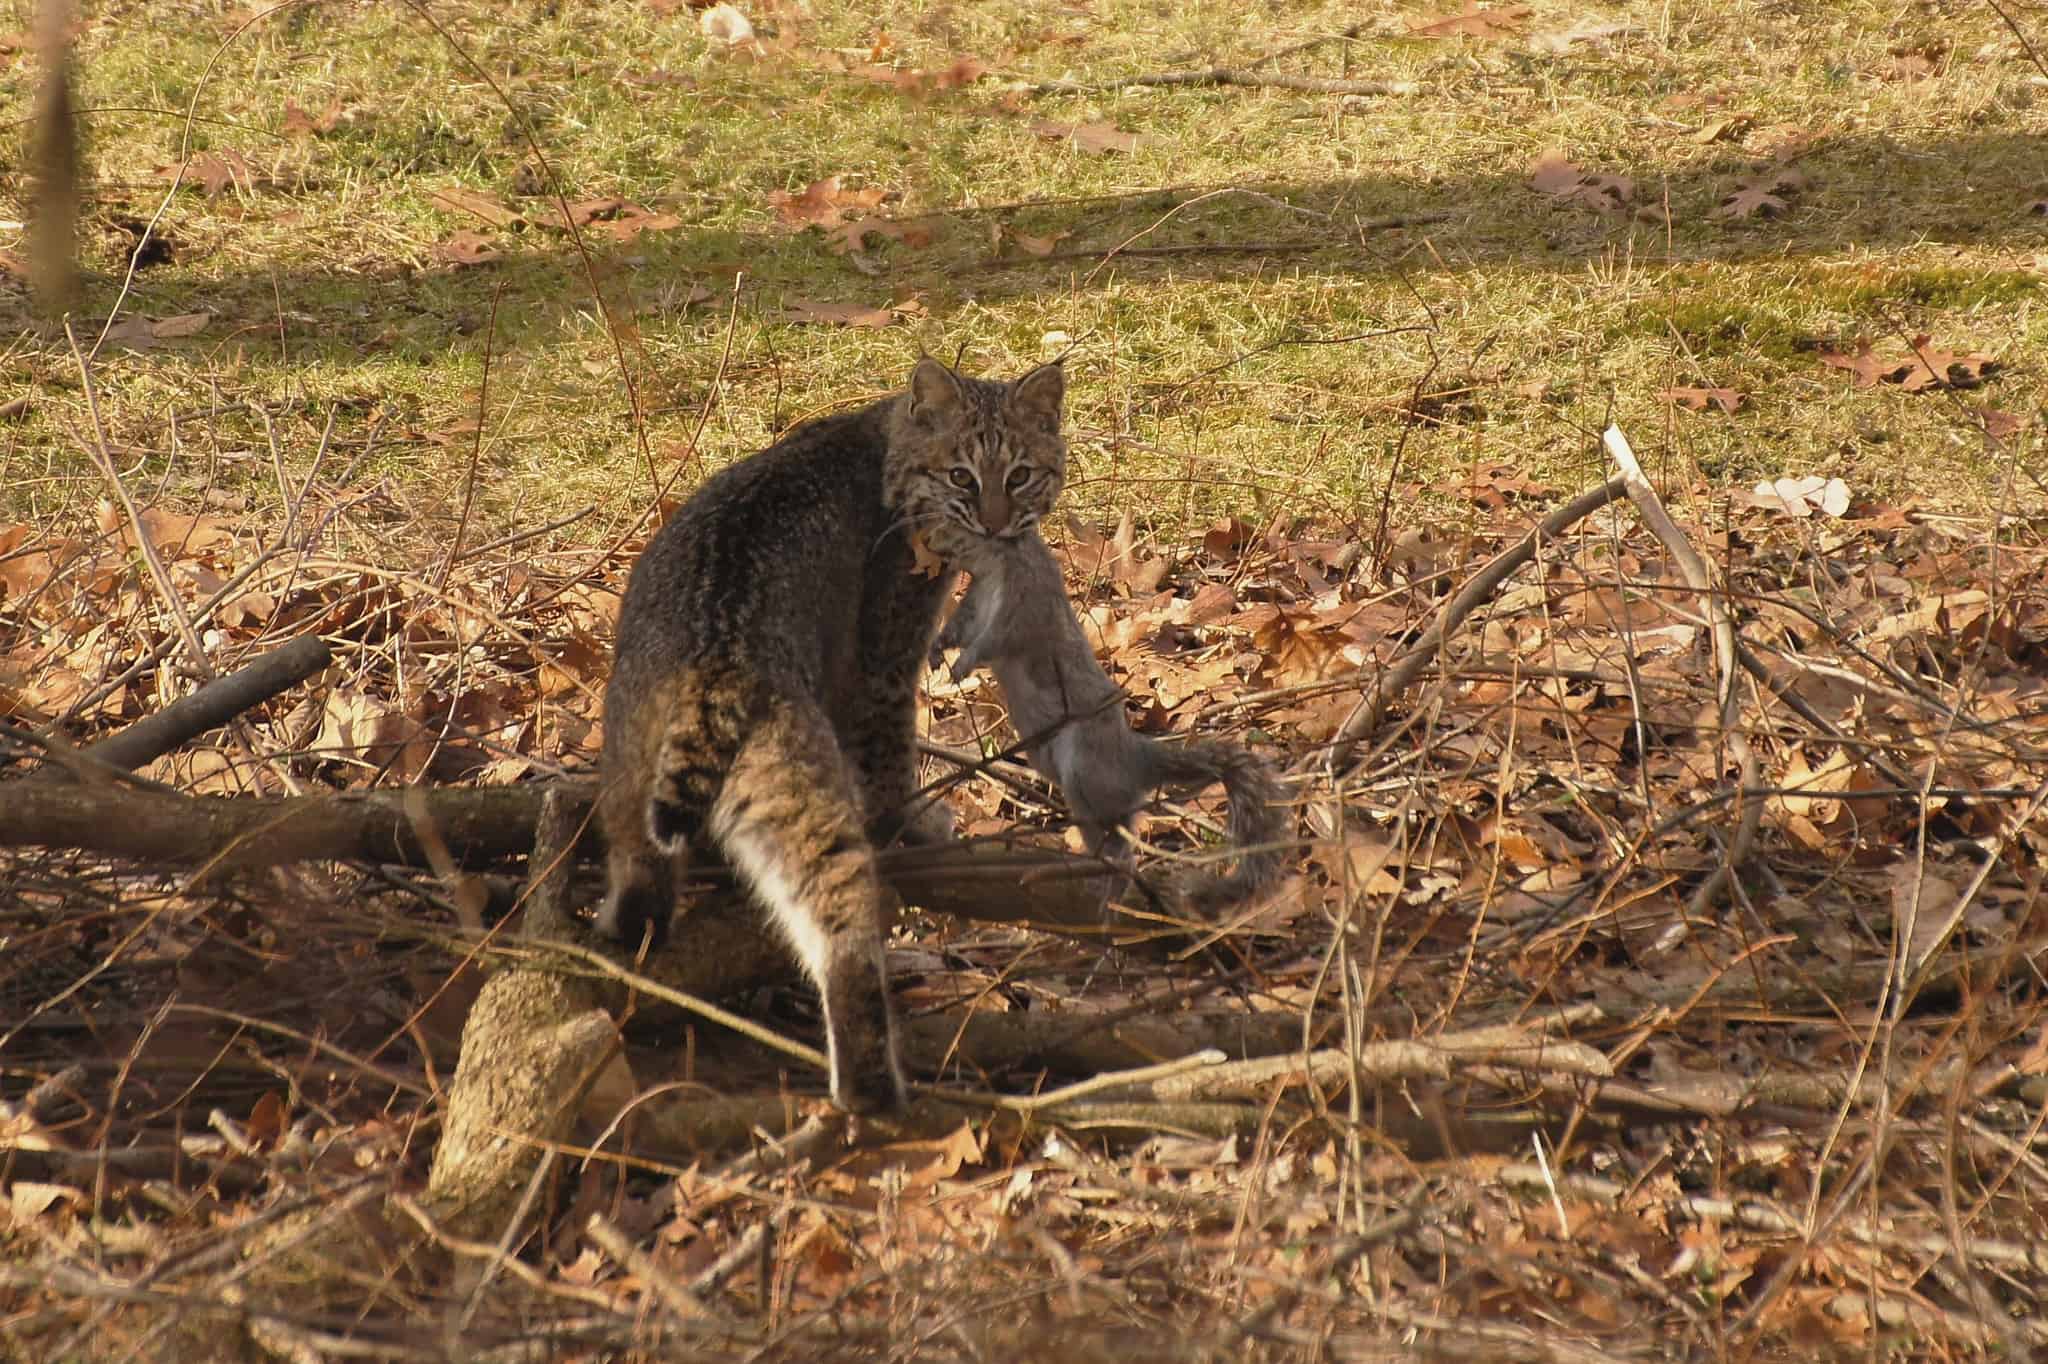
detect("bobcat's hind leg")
[596,757,687,950]
[711,701,905,1113]
[596,667,751,949]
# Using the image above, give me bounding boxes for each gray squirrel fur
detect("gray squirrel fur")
[936,532,1284,915]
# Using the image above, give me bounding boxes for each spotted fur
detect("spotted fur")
[597,359,1066,1112]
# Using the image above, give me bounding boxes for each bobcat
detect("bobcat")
[597,358,1067,1112]
[935,531,1284,916]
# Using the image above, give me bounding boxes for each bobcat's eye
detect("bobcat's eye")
[947,468,976,490]
[1004,467,1033,493]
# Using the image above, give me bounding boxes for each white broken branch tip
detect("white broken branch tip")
[1601,424,1651,490]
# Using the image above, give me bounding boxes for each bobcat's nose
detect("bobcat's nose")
[977,489,1012,535]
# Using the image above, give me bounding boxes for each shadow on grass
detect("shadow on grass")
[3,126,2041,410]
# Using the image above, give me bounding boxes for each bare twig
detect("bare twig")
[64,321,214,680]
[1024,68,1419,97]
[1603,424,1760,929]
[437,276,506,588]
[1321,476,1631,773]
[32,633,330,778]
[1984,0,2048,83]
[586,1213,716,1323]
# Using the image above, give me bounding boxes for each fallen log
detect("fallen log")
[0,775,1118,931]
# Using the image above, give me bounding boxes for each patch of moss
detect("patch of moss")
[1818,265,2041,313]
[1639,292,1811,365]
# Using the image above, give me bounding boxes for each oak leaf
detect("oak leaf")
[281,98,343,137]
[773,298,899,327]
[1528,152,1644,215]
[158,150,255,198]
[860,56,989,95]
[1820,336,1997,392]
[828,215,936,255]
[908,531,946,579]
[1660,386,1744,414]
[432,230,502,267]
[149,312,212,340]
[768,176,887,228]
[1692,113,1754,144]
[1030,119,1144,154]
[1013,231,1062,256]
[1409,2,1529,38]
[1715,167,1806,220]
[101,313,216,351]
[1971,406,2028,443]
[429,186,523,228]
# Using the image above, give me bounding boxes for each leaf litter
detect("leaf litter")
[11,0,2048,1354]
[1820,334,2000,390]
[8,444,2048,1356]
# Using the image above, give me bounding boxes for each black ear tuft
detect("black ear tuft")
[908,357,965,423]
[1009,362,1065,432]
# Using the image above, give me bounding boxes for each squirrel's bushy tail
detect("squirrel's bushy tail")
[1141,739,1286,915]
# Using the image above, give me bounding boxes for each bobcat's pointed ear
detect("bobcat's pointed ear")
[1008,361,1065,433]
[907,357,966,423]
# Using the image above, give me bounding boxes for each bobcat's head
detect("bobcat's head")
[884,358,1066,564]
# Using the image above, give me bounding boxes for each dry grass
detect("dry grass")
[6,1,2048,1360]
[4,0,2045,542]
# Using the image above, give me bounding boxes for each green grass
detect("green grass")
[4,0,2046,548]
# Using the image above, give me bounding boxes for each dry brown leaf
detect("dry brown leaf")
[281,98,344,137]
[1313,833,1402,896]
[99,313,214,352]
[1528,151,1641,214]
[1820,336,1997,391]
[1528,151,1584,196]
[1891,866,1967,971]
[432,230,502,267]
[1030,119,1144,154]
[858,55,989,95]
[769,176,887,228]
[827,215,937,255]
[588,205,684,243]
[1971,405,2029,443]
[1456,462,1556,510]
[1692,113,1755,144]
[1200,517,1256,562]
[1715,167,1806,220]
[1660,386,1744,414]
[1061,509,1165,592]
[2018,1021,2048,1076]
[158,150,255,197]
[774,298,899,328]
[1244,605,1358,686]
[1008,226,1068,257]
[150,312,212,340]
[1409,2,1530,38]
[908,530,946,579]
[1880,40,1947,81]
[109,507,238,557]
